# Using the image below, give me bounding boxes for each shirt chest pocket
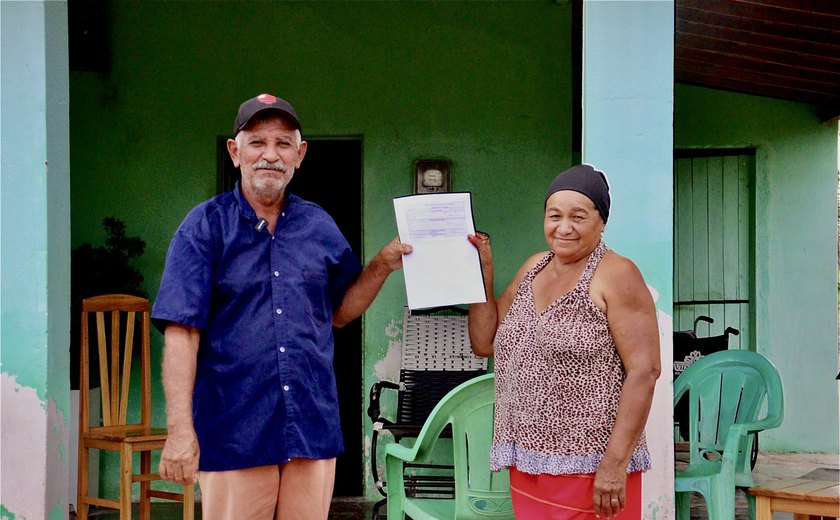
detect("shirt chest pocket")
[301,269,331,321]
[214,256,268,301]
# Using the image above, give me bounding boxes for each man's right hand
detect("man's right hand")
[159,428,200,485]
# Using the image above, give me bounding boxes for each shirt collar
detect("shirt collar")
[232,181,295,223]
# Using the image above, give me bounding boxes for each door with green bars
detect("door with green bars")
[673,150,755,350]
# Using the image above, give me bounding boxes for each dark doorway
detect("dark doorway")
[291,139,363,496]
[218,137,364,496]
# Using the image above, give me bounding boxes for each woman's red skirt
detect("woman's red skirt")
[509,468,642,519]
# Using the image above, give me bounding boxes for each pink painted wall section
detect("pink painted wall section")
[1,373,69,519]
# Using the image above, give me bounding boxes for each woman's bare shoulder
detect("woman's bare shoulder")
[593,250,649,296]
[598,250,642,276]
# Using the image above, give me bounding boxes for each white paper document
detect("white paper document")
[393,192,487,310]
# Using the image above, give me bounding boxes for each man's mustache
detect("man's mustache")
[252,161,290,172]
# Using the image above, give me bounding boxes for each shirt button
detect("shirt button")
[281,212,285,217]
[274,271,280,277]
[279,346,286,353]
[276,308,282,315]
[283,385,290,391]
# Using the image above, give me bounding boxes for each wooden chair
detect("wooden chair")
[76,294,194,520]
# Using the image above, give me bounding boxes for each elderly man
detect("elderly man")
[152,94,410,520]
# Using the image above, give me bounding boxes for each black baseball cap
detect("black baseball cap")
[233,93,301,136]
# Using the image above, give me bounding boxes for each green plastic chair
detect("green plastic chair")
[674,350,784,520]
[384,373,514,520]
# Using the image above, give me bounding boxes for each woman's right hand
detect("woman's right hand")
[467,231,493,274]
[467,231,498,356]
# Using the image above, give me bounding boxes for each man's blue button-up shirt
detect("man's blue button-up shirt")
[152,184,362,471]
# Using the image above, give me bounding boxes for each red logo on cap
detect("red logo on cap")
[257,94,277,105]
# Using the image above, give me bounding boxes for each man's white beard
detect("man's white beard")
[252,176,288,203]
[246,161,293,205]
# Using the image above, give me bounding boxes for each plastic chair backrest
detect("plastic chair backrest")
[409,373,512,518]
[674,349,783,487]
[80,294,152,433]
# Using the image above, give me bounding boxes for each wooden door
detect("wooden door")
[674,150,754,349]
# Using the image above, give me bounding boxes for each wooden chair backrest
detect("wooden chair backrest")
[80,294,151,434]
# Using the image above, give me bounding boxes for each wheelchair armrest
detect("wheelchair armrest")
[367,381,401,422]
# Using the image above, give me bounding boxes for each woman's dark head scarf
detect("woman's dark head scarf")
[544,164,611,224]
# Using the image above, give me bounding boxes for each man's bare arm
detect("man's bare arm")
[159,323,201,485]
[333,237,411,327]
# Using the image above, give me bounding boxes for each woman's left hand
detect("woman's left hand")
[593,461,626,518]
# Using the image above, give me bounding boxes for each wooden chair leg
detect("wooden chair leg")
[139,450,151,520]
[120,443,133,520]
[754,496,772,520]
[77,444,90,520]
[183,482,195,520]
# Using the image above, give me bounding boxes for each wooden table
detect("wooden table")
[749,478,840,520]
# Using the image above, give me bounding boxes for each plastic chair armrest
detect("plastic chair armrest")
[743,412,784,432]
[729,413,783,439]
[722,421,772,466]
[723,425,748,452]
[385,442,418,463]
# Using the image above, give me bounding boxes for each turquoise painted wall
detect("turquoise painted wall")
[675,84,839,452]
[1,2,71,518]
[582,2,674,516]
[69,1,573,498]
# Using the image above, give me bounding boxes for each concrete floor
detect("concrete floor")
[77,452,838,519]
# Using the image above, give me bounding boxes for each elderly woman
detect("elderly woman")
[468,164,661,519]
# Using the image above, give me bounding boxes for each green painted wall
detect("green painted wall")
[675,84,839,452]
[69,1,573,498]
